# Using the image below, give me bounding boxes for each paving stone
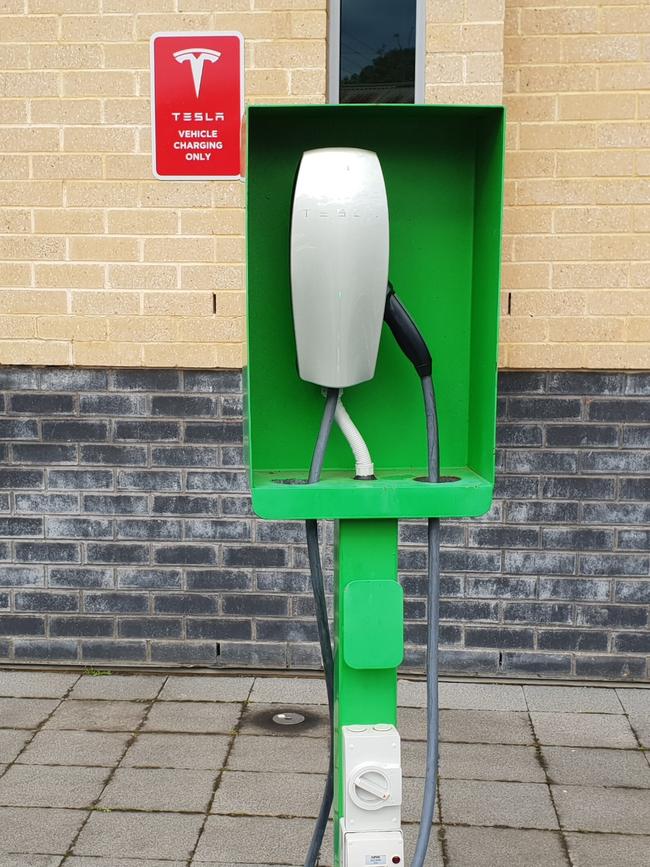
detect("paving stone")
[440,779,558,829]
[44,699,148,732]
[0,698,58,729]
[122,732,230,770]
[193,815,323,864]
[0,857,63,867]
[445,827,568,867]
[0,763,109,808]
[543,746,650,788]
[440,743,545,782]
[0,806,86,854]
[17,730,129,767]
[525,686,623,714]
[402,739,426,777]
[0,729,32,762]
[402,823,444,867]
[160,675,254,703]
[70,674,164,701]
[630,713,650,748]
[398,679,427,707]
[440,709,534,745]
[616,688,650,716]
[531,712,638,749]
[552,785,650,834]
[401,774,440,823]
[565,832,650,866]
[73,811,204,861]
[238,703,328,739]
[227,733,328,773]
[66,860,185,867]
[211,770,325,817]
[439,682,527,711]
[100,767,217,812]
[0,671,78,699]
[249,677,327,705]
[143,701,242,734]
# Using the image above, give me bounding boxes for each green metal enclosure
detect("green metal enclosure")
[246,104,505,521]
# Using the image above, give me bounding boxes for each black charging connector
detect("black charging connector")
[383,282,432,379]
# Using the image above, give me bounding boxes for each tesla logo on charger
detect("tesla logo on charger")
[150,32,243,180]
[174,48,221,97]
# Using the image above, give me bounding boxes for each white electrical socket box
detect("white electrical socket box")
[342,828,404,867]
[290,147,390,389]
[342,724,402,834]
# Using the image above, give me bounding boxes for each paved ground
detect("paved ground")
[0,670,649,866]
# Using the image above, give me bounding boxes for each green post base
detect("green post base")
[333,518,401,867]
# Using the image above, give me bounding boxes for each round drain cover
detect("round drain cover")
[272,711,306,726]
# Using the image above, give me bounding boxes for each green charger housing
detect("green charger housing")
[246,104,505,521]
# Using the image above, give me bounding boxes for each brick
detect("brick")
[152,447,218,468]
[504,603,572,625]
[49,470,113,490]
[16,639,78,661]
[10,393,74,414]
[153,594,217,616]
[502,653,572,677]
[0,517,42,537]
[118,618,182,639]
[505,450,577,474]
[81,641,146,662]
[186,569,251,591]
[545,425,619,448]
[117,470,181,492]
[154,546,216,566]
[618,531,650,552]
[507,398,582,420]
[222,594,289,617]
[504,551,575,576]
[187,618,251,640]
[575,656,646,679]
[541,477,616,501]
[465,627,535,650]
[15,543,79,564]
[186,471,248,492]
[42,421,108,442]
[583,503,650,524]
[538,629,608,653]
[185,519,250,541]
[80,445,147,466]
[620,478,650,500]
[589,400,650,422]
[49,567,113,589]
[577,605,648,630]
[0,616,45,636]
[117,568,181,590]
[539,579,610,602]
[0,468,44,490]
[87,544,149,565]
[45,517,112,539]
[15,592,78,613]
[84,494,148,515]
[50,617,113,638]
[580,554,649,578]
[84,593,148,614]
[0,566,44,587]
[542,529,614,551]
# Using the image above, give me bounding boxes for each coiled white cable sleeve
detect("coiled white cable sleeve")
[334,394,374,478]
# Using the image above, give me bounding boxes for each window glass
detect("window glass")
[339,0,418,104]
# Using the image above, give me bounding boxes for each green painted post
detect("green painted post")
[333,518,401,866]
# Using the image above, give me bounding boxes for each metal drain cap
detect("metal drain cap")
[272,711,306,726]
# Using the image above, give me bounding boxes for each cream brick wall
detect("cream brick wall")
[503,0,650,368]
[0,0,326,368]
[0,1,648,369]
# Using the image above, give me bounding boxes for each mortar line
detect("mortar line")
[59,673,170,865]
[185,674,255,866]
[523,689,574,867]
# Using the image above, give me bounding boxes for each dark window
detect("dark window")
[337,0,419,104]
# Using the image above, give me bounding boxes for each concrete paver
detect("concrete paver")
[543,745,650,788]
[17,729,130,767]
[0,763,109,808]
[249,676,327,705]
[193,815,329,865]
[66,860,185,867]
[524,685,624,714]
[211,769,326,818]
[0,805,87,854]
[0,697,58,729]
[530,711,638,749]
[161,675,254,703]
[0,728,32,762]
[44,699,148,732]
[440,742,545,782]
[440,779,559,829]
[0,856,63,867]
[629,712,650,748]
[441,708,534,744]
[100,766,217,812]
[445,826,568,867]
[70,673,165,701]
[565,832,650,866]
[616,688,650,716]
[143,700,242,734]
[73,810,204,861]
[0,671,78,698]
[439,682,528,711]
[552,784,650,834]
[227,733,328,774]
[122,732,230,770]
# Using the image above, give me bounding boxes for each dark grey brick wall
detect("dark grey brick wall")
[0,367,648,680]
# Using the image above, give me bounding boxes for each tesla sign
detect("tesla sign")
[150,32,244,180]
